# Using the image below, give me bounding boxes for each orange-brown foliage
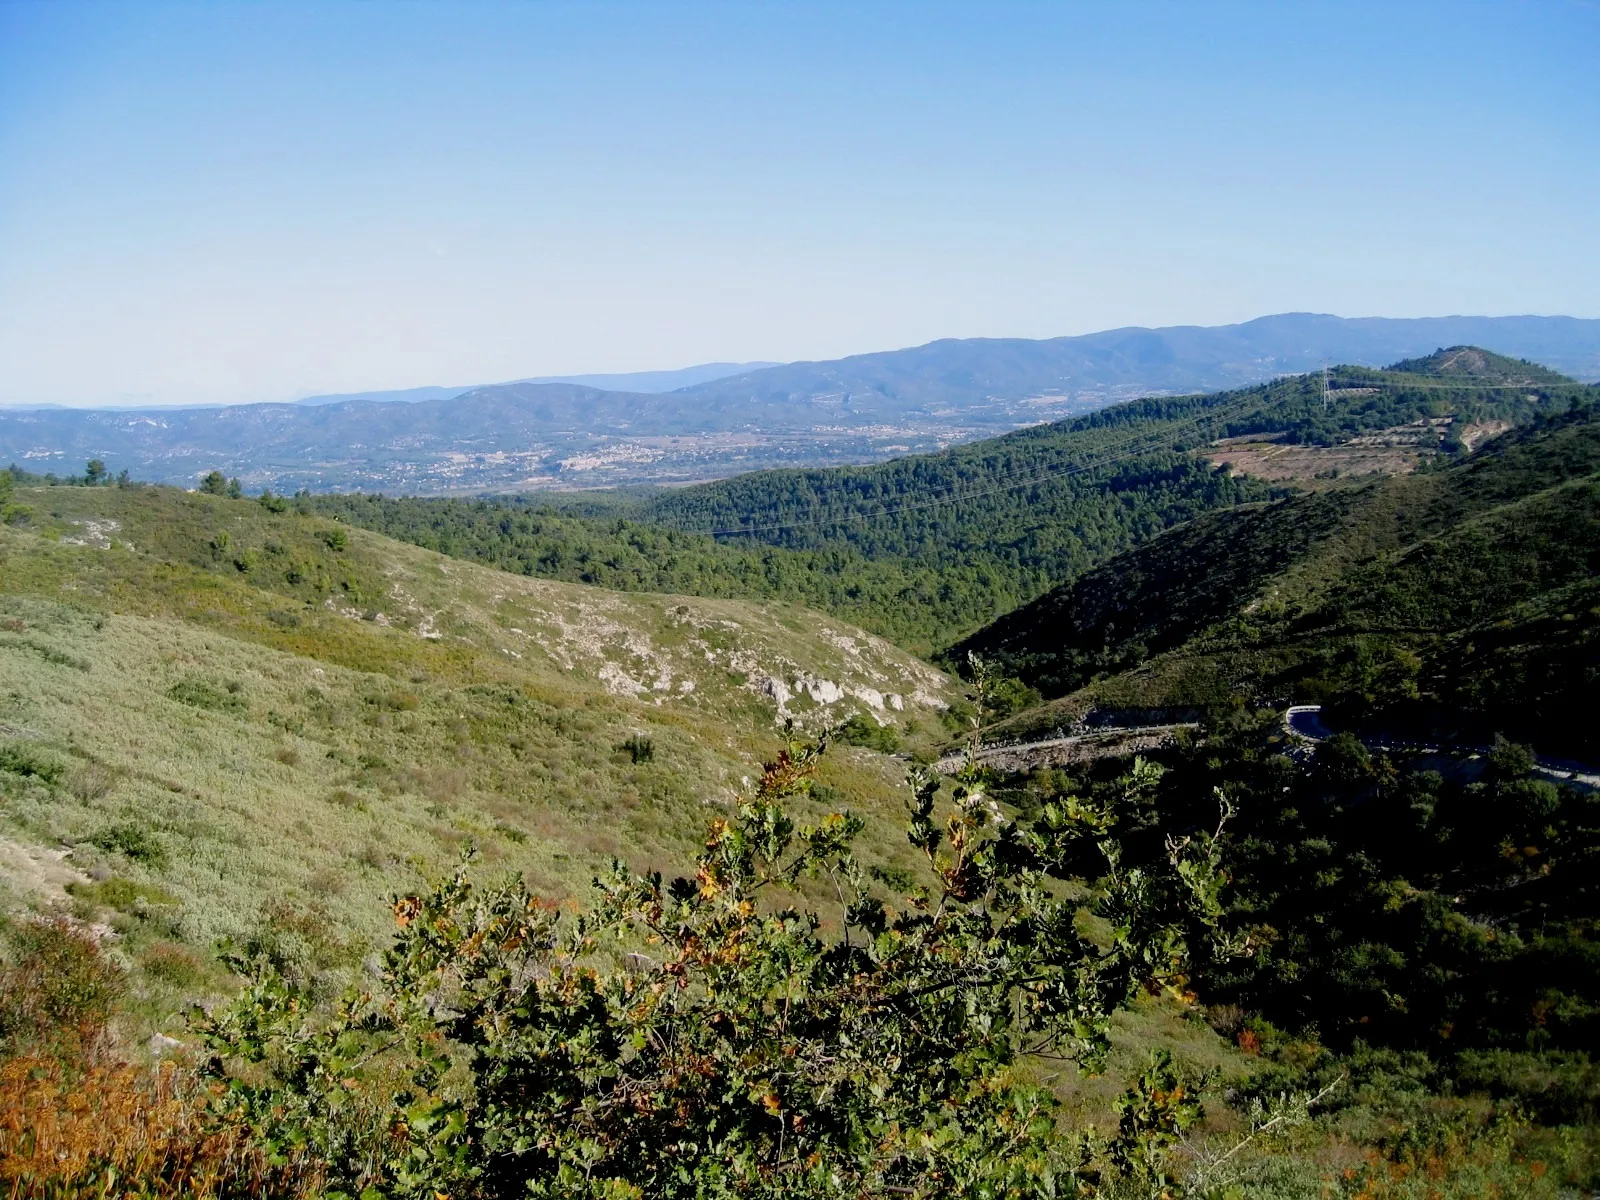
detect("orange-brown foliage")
[0,919,123,1061]
[0,1055,316,1199]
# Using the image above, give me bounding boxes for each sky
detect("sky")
[1,1,1597,408]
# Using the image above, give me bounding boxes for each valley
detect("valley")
[3,343,1599,1197]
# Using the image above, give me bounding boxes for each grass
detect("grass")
[0,483,956,1045]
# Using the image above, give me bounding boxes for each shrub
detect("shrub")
[87,822,167,867]
[67,761,118,802]
[67,876,180,915]
[868,861,917,891]
[0,470,29,524]
[194,738,1234,1198]
[836,713,902,752]
[354,842,388,870]
[619,732,655,763]
[217,902,362,1003]
[0,918,124,1056]
[986,675,1043,719]
[368,689,419,712]
[167,678,246,714]
[0,743,64,785]
[141,941,205,988]
[318,527,347,552]
[0,1056,316,1198]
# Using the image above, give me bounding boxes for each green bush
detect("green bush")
[166,678,246,714]
[0,469,27,524]
[67,876,181,916]
[836,713,902,752]
[619,733,655,763]
[194,739,1233,1198]
[0,743,64,785]
[88,823,167,868]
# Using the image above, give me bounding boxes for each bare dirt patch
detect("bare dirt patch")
[1459,420,1512,452]
[1207,419,1458,487]
[0,836,87,908]
[1209,437,1422,486]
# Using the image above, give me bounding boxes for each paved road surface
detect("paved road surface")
[1282,705,1599,789]
[937,708,1598,789]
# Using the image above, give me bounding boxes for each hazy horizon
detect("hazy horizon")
[2,1,1597,408]
[4,310,1598,413]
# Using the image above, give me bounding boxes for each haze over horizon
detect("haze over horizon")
[2,1,1597,408]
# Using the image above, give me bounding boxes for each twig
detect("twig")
[1189,1073,1345,1184]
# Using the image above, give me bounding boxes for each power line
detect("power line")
[1327,380,1591,390]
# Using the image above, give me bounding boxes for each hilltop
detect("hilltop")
[1386,344,1574,383]
[292,360,779,405]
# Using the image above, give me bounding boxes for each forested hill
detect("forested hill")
[310,349,1584,654]
[639,345,1576,551]
[959,390,1600,759]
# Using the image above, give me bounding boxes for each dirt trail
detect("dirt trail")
[0,835,88,907]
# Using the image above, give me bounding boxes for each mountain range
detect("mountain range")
[291,361,781,405]
[4,312,1599,493]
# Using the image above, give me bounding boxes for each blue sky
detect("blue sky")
[1,1,1596,407]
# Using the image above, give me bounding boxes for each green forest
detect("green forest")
[308,349,1591,654]
[959,398,1600,758]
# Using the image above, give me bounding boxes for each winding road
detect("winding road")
[1281,705,1600,789]
[935,706,1598,790]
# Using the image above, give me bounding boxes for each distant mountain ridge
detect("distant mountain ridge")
[292,361,779,406]
[662,314,1600,418]
[4,313,1598,493]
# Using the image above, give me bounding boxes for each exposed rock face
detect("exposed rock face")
[801,676,844,705]
[757,674,792,706]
